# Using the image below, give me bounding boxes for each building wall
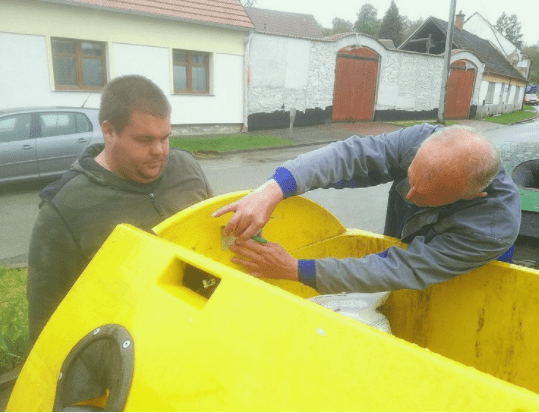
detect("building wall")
[0,0,247,130]
[475,74,526,118]
[247,33,486,130]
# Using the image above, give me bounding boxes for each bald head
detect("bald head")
[406,126,500,207]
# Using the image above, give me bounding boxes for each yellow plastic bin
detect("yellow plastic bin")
[8,191,539,411]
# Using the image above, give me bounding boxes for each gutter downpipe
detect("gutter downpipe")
[242,30,255,133]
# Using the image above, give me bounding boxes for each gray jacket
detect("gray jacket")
[27,144,213,342]
[271,123,520,293]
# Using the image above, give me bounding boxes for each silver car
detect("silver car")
[0,107,104,185]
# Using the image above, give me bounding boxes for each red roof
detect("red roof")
[48,0,255,30]
[245,7,323,39]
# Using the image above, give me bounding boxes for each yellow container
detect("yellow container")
[8,191,539,411]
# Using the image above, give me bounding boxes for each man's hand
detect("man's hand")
[229,239,298,281]
[212,179,284,241]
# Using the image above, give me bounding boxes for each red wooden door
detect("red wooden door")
[445,60,476,119]
[333,47,379,121]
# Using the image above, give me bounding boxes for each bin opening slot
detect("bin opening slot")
[183,264,221,299]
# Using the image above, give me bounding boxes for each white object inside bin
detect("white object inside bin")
[309,292,392,335]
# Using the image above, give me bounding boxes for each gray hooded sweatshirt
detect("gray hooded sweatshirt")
[27,143,212,342]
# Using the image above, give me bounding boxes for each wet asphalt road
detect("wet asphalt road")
[1,116,539,266]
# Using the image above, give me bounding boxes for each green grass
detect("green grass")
[170,134,293,153]
[483,110,537,124]
[0,266,29,374]
[388,120,460,127]
[523,105,536,111]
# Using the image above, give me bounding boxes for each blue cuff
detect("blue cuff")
[497,245,514,263]
[272,167,297,199]
[377,249,389,258]
[298,259,317,290]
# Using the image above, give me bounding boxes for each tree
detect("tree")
[401,16,424,42]
[355,4,380,38]
[379,0,403,46]
[495,12,524,49]
[239,0,257,7]
[523,46,539,84]
[322,17,354,36]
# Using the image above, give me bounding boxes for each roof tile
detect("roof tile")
[245,7,323,39]
[404,17,525,81]
[63,0,254,29]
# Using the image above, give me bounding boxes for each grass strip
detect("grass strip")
[483,110,537,124]
[0,266,29,374]
[170,135,293,152]
[0,267,28,337]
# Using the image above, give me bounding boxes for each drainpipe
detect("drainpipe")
[242,30,254,133]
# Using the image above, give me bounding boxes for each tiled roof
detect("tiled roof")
[245,7,323,39]
[44,0,255,30]
[400,17,525,81]
[431,17,524,80]
[378,39,395,49]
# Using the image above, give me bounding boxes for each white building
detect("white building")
[0,0,254,134]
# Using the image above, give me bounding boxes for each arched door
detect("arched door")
[445,60,476,119]
[333,47,379,121]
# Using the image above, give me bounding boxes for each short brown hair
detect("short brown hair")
[99,75,171,134]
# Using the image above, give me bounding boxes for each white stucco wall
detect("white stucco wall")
[376,51,443,112]
[247,33,485,122]
[0,32,102,109]
[111,44,244,125]
[249,34,313,113]
[111,44,171,94]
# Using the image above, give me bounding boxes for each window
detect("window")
[0,114,32,143]
[485,82,495,104]
[173,50,210,94]
[38,112,92,138]
[499,83,506,103]
[51,38,106,90]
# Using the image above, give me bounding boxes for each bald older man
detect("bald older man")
[213,124,520,294]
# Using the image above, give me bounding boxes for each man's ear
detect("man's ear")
[101,120,115,143]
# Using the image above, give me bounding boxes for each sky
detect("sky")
[253,0,539,46]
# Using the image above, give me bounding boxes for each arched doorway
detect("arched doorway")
[445,59,476,119]
[333,47,379,122]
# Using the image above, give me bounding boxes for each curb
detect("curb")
[192,118,531,158]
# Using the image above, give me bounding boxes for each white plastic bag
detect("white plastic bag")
[308,292,392,334]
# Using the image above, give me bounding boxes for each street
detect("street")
[1,117,538,266]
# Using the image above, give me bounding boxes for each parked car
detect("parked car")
[0,107,104,185]
[524,93,538,105]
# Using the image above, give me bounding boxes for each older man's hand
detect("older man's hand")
[229,239,298,281]
[212,179,284,241]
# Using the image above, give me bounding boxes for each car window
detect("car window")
[75,113,93,133]
[0,114,32,143]
[39,112,77,138]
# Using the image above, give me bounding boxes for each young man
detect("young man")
[213,124,520,294]
[27,75,213,343]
